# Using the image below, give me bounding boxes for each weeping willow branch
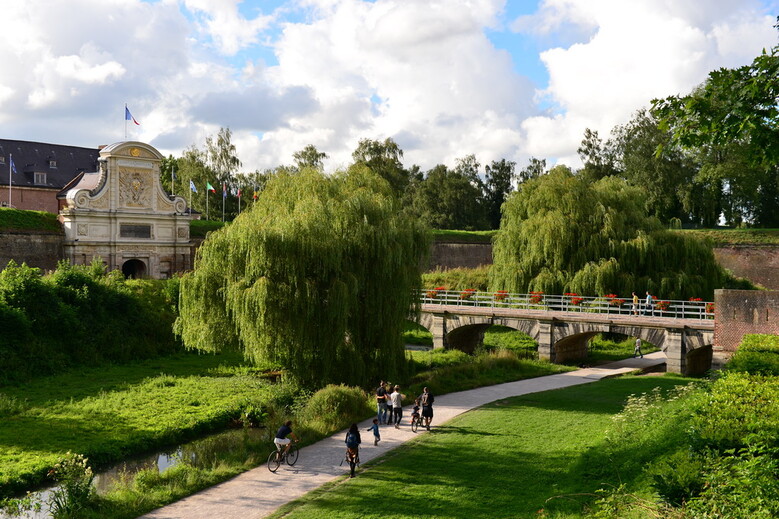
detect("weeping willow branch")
[175,166,430,387]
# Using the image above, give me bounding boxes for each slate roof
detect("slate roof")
[0,139,100,190]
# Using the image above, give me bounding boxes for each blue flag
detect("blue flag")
[189,180,197,193]
[9,157,17,174]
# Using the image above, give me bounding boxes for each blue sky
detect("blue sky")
[0,0,776,172]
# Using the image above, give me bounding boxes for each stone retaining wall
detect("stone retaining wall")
[0,231,64,272]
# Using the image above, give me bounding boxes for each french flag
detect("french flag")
[125,106,140,125]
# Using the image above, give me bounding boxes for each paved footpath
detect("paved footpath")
[140,352,665,519]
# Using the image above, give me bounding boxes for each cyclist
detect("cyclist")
[344,423,361,477]
[410,399,421,426]
[274,420,299,459]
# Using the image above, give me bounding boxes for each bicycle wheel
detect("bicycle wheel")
[411,417,419,433]
[267,450,281,473]
[286,444,299,466]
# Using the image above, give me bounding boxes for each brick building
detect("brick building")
[0,139,99,213]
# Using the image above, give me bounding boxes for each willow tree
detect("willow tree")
[490,166,736,299]
[175,166,429,387]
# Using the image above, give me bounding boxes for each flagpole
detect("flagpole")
[171,165,175,196]
[206,188,209,220]
[124,104,127,140]
[189,180,192,217]
[7,153,11,208]
[222,183,225,222]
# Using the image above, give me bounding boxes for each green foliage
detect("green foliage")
[297,384,373,435]
[727,334,779,375]
[648,450,706,506]
[430,229,496,242]
[48,452,95,518]
[422,265,490,291]
[0,261,180,384]
[408,163,488,230]
[176,166,429,388]
[481,326,537,357]
[189,220,226,238]
[401,322,433,346]
[490,167,735,299]
[0,208,62,232]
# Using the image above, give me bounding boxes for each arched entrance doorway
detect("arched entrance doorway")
[122,259,147,279]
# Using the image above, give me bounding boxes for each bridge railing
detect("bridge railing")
[419,289,715,320]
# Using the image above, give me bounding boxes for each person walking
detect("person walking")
[344,423,361,477]
[634,337,643,358]
[645,291,654,316]
[389,385,404,429]
[419,386,435,430]
[632,292,639,316]
[375,380,388,424]
[366,418,381,446]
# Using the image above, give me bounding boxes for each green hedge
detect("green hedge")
[727,334,779,375]
[0,260,181,385]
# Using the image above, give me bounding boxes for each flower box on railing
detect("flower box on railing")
[706,302,715,314]
[459,288,477,300]
[604,294,625,307]
[529,291,544,305]
[564,292,584,306]
[689,297,702,302]
[426,286,447,299]
[656,300,671,311]
[494,290,509,302]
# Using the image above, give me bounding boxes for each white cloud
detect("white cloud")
[516,0,777,167]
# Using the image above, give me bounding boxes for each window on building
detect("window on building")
[0,157,5,165]
[34,172,47,185]
[48,159,57,168]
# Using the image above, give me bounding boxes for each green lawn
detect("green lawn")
[0,351,276,497]
[271,375,689,519]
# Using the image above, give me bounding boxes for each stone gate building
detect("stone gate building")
[58,141,191,278]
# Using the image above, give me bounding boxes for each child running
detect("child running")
[366,418,381,446]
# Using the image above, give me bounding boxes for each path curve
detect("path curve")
[140,353,665,519]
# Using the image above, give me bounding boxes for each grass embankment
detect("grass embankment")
[0,352,281,497]
[189,220,226,238]
[270,375,690,519]
[431,230,496,243]
[678,228,779,246]
[0,208,61,233]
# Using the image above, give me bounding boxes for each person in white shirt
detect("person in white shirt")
[390,385,405,429]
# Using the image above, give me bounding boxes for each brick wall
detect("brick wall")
[0,187,60,213]
[428,242,492,270]
[714,246,779,289]
[713,289,779,368]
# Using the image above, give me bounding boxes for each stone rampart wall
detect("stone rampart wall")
[428,242,492,270]
[0,231,64,272]
[713,246,779,289]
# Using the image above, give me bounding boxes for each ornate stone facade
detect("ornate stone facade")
[58,141,191,278]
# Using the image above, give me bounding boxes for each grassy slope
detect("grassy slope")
[0,352,268,496]
[0,208,61,233]
[270,375,689,519]
[677,228,779,245]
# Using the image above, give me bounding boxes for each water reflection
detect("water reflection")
[1,428,269,519]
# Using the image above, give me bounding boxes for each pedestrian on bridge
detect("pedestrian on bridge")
[634,338,643,358]
[632,292,639,316]
[645,291,654,316]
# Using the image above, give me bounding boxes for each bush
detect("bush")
[727,335,779,375]
[422,265,490,291]
[296,384,373,435]
[648,450,706,506]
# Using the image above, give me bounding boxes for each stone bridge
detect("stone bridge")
[416,305,714,376]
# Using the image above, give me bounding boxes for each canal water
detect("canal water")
[1,427,269,519]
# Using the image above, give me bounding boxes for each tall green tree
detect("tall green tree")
[490,166,733,299]
[518,157,546,185]
[352,138,409,195]
[293,144,328,171]
[484,159,516,229]
[577,128,619,183]
[409,164,488,230]
[652,35,779,226]
[175,166,429,387]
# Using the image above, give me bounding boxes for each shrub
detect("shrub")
[48,452,95,518]
[648,450,706,506]
[727,334,779,375]
[297,384,372,435]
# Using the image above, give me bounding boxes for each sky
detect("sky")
[0,0,776,174]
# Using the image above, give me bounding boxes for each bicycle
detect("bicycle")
[267,442,300,473]
[410,413,422,433]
